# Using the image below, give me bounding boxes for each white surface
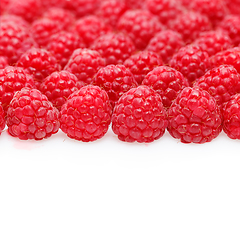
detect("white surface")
[0,127,239,240]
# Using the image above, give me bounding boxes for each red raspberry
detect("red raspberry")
[39,70,79,111]
[209,47,240,74]
[60,85,112,142]
[17,48,61,89]
[64,48,105,85]
[46,31,85,68]
[123,51,163,85]
[194,65,240,108]
[142,66,189,108]
[0,21,36,65]
[146,0,184,26]
[0,66,35,111]
[117,10,164,50]
[222,94,240,139]
[6,87,60,140]
[96,0,128,29]
[193,30,233,57]
[92,64,138,107]
[43,7,76,31]
[0,57,8,69]
[169,11,211,44]
[91,32,136,65]
[74,15,112,47]
[7,0,43,23]
[167,87,222,143]
[146,30,184,64]
[112,85,168,143]
[218,15,240,47]
[169,45,210,86]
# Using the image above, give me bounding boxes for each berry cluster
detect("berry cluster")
[1,0,240,144]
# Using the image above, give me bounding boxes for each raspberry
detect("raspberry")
[193,30,233,57]
[17,48,61,89]
[0,20,36,65]
[167,87,222,143]
[123,51,163,85]
[169,11,211,44]
[0,57,8,69]
[74,15,112,47]
[60,85,112,142]
[146,30,184,64]
[96,0,128,29]
[117,10,164,50]
[146,0,184,26]
[64,48,105,85]
[6,87,60,140]
[92,64,138,107]
[46,31,85,68]
[142,66,189,108]
[209,47,240,74]
[39,70,79,111]
[169,45,210,86]
[194,65,240,108]
[91,32,136,65]
[222,94,240,139]
[112,85,168,143]
[218,15,240,47]
[0,66,35,111]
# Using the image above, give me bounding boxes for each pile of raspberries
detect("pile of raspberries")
[1,0,240,144]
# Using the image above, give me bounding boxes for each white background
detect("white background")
[0,127,239,240]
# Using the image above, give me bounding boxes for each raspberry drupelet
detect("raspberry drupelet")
[60,85,112,142]
[112,85,168,143]
[7,87,60,140]
[167,87,222,144]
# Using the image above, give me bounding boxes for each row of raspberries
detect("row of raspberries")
[1,0,240,143]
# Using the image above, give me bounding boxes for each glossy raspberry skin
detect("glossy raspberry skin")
[167,87,222,144]
[223,94,240,139]
[17,48,61,89]
[60,85,112,142]
[91,33,136,65]
[146,30,184,64]
[0,57,8,70]
[117,10,164,50]
[123,51,163,85]
[0,21,36,65]
[169,11,211,44]
[92,64,138,107]
[47,31,85,68]
[7,87,60,140]
[0,66,35,111]
[193,30,233,57]
[194,65,240,108]
[112,85,168,143]
[142,66,189,108]
[64,48,105,85]
[169,45,210,86]
[74,15,112,47]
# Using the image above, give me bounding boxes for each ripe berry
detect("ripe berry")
[117,9,164,50]
[223,94,240,139]
[39,70,79,111]
[146,30,184,64]
[0,57,8,69]
[167,87,222,144]
[92,64,138,107]
[123,51,163,85]
[60,85,112,142]
[142,66,189,108]
[64,48,105,85]
[169,45,210,86]
[17,48,61,89]
[112,85,168,143]
[91,33,136,65]
[0,66,35,111]
[7,87,60,140]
